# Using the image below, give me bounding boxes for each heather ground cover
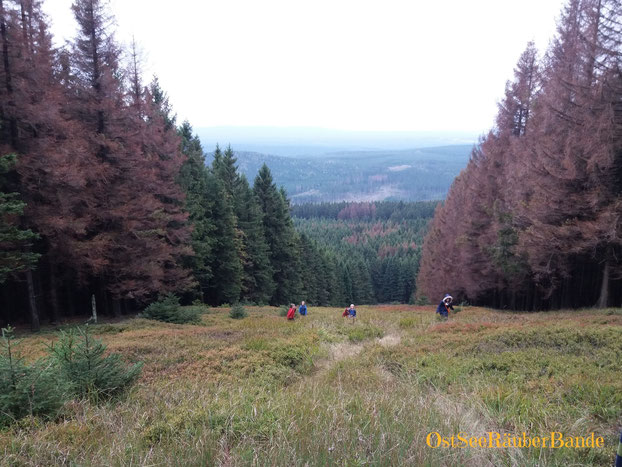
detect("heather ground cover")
[1,305,620,466]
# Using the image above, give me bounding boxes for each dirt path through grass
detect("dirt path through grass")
[314,327,525,466]
[318,331,401,369]
[377,333,401,347]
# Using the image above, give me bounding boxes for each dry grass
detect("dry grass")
[1,305,620,465]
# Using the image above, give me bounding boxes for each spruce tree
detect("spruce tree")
[65,1,192,305]
[235,175,274,304]
[0,326,69,426]
[49,326,143,400]
[204,150,242,305]
[177,121,215,301]
[214,145,239,199]
[298,233,322,304]
[253,165,300,305]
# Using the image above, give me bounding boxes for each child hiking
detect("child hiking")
[286,303,297,320]
[299,301,307,317]
[347,304,357,322]
[436,294,453,319]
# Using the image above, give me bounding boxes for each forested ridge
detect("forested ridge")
[292,201,435,305]
[417,0,622,310]
[0,0,345,329]
[212,145,471,204]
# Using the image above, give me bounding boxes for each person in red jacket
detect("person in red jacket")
[286,303,296,320]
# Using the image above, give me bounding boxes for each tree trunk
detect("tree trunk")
[596,257,610,308]
[48,262,60,324]
[66,284,75,316]
[561,277,572,309]
[112,298,120,317]
[91,294,97,323]
[25,269,39,331]
[0,0,18,148]
[34,269,46,319]
[98,282,109,316]
[1,284,12,325]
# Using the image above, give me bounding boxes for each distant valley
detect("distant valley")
[204,145,473,203]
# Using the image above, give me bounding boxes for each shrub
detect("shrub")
[48,326,142,401]
[229,304,248,320]
[141,294,201,324]
[414,295,430,306]
[0,326,69,427]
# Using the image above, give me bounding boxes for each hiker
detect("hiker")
[342,307,350,317]
[436,294,454,319]
[348,304,357,320]
[299,301,307,317]
[286,303,296,320]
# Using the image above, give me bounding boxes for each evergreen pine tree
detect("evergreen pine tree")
[0,326,69,426]
[49,325,143,400]
[204,150,242,305]
[235,175,274,304]
[253,165,300,305]
[177,121,215,301]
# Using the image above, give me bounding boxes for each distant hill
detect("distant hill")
[196,126,478,157]
[205,145,473,204]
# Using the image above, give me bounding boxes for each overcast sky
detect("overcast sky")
[43,0,566,133]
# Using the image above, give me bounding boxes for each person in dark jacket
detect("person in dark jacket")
[436,294,453,318]
[299,301,307,317]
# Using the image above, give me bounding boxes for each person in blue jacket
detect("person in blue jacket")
[348,304,357,319]
[436,294,453,319]
[299,301,307,317]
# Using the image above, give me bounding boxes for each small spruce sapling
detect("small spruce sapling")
[141,294,201,324]
[229,303,248,319]
[48,326,142,401]
[0,326,69,426]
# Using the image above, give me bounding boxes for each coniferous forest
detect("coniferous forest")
[292,201,436,305]
[417,0,622,310]
[0,0,343,330]
[2,0,622,333]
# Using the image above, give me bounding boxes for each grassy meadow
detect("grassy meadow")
[1,305,621,466]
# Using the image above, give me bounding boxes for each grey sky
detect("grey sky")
[43,0,566,134]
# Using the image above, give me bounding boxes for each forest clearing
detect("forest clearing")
[2,305,620,466]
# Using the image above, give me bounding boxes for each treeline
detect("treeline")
[294,201,435,304]
[0,0,331,329]
[417,0,622,310]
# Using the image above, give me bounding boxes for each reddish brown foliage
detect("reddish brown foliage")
[0,0,192,320]
[418,0,622,309]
